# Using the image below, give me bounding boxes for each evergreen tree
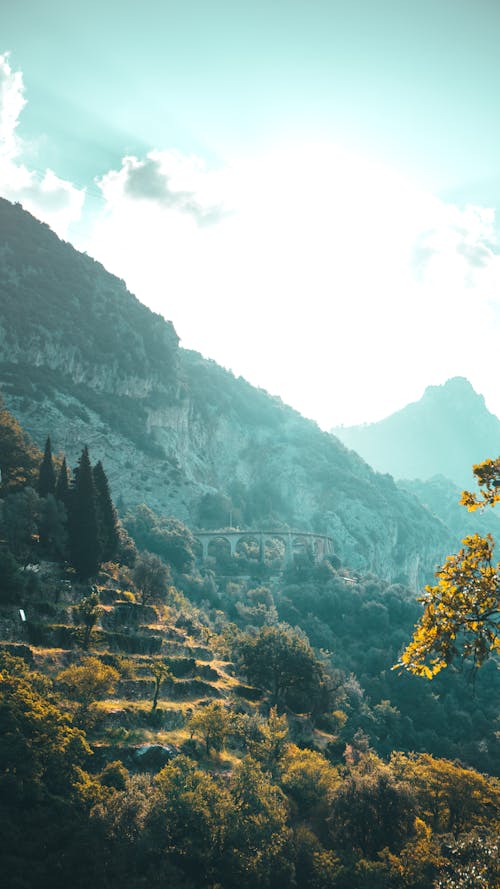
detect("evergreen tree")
[55,456,70,505]
[39,494,67,558]
[38,436,56,497]
[68,447,101,578]
[93,460,119,562]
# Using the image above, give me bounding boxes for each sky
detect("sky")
[2,0,500,428]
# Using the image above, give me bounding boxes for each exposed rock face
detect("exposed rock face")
[0,198,453,588]
[333,377,500,488]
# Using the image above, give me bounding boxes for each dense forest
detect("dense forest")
[1,400,499,888]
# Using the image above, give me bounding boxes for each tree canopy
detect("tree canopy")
[0,397,41,493]
[93,460,119,562]
[236,623,329,713]
[68,447,101,577]
[124,504,195,572]
[38,436,56,497]
[399,458,500,678]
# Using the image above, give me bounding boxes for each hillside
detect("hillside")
[1,295,499,889]
[399,474,500,542]
[2,402,498,781]
[2,484,499,889]
[0,197,454,587]
[333,377,500,487]
[3,556,500,889]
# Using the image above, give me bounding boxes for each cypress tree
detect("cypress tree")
[38,436,56,497]
[39,494,67,558]
[93,460,119,562]
[55,456,70,505]
[68,446,101,578]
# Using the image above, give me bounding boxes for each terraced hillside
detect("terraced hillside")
[4,560,361,789]
[3,558,500,889]
[1,562,265,771]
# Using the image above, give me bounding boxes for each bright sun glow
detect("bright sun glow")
[2,46,500,428]
[81,141,500,427]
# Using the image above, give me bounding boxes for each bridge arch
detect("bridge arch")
[193,529,334,570]
[234,534,262,563]
[262,534,286,566]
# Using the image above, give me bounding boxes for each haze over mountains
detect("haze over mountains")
[4,12,500,886]
[333,376,500,488]
[0,197,456,588]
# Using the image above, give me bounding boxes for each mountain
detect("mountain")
[399,474,500,543]
[0,198,453,587]
[333,377,500,488]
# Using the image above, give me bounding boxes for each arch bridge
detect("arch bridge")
[192,529,334,567]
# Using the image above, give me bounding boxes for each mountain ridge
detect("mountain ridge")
[333,376,500,487]
[0,197,453,588]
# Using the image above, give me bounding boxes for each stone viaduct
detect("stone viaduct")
[192,529,335,567]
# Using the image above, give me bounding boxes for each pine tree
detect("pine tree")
[93,460,119,562]
[39,494,67,558]
[38,436,57,497]
[68,446,101,578]
[55,456,70,505]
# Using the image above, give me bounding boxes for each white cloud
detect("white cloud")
[85,142,500,426]
[412,203,498,282]
[98,151,226,225]
[2,53,500,428]
[0,52,84,238]
[0,51,25,158]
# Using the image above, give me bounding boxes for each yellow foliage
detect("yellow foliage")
[460,457,500,510]
[380,818,444,888]
[390,752,500,837]
[57,657,119,708]
[280,744,340,814]
[396,532,500,676]
[331,709,348,729]
[119,589,136,603]
[397,456,500,678]
[187,702,233,755]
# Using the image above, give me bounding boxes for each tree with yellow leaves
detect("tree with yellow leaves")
[187,702,234,756]
[398,459,500,678]
[56,656,119,727]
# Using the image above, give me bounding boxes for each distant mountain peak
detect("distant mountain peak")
[333,378,500,486]
[422,377,485,405]
[438,376,473,389]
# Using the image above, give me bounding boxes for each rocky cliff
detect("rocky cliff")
[0,198,453,587]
